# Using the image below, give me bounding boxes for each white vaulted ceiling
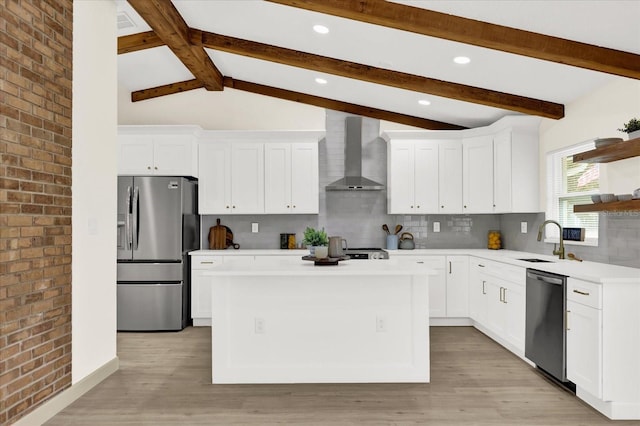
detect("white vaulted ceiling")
[116,0,640,129]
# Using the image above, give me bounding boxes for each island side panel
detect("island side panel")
[211,273,429,384]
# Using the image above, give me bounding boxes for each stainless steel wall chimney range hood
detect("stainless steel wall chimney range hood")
[326,117,384,191]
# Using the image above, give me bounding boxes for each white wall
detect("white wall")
[118,81,420,131]
[539,78,640,209]
[72,0,118,383]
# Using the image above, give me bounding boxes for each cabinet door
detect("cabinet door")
[231,143,264,214]
[191,269,212,323]
[153,135,196,177]
[446,256,469,317]
[410,256,446,318]
[388,142,415,213]
[438,140,463,214]
[468,259,488,325]
[291,143,319,214]
[264,143,291,213]
[567,300,602,398]
[413,142,439,213]
[492,129,512,213]
[503,280,525,353]
[485,279,505,335]
[463,136,494,213]
[198,142,231,214]
[118,135,154,175]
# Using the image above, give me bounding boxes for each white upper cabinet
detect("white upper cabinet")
[386,116,540,215]
[198,141,231,214]
[118,126,199,177]
[438,140,463,213]
[265,142,319,214]
[198,131,322,215]
[231,142,265,214]
[387,139,461,214]
[462,135,494,213]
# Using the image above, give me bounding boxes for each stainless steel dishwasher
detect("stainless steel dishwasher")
[525,268,573,387]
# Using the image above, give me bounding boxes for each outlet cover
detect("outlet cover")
[433,222,441,233]
[251,222,259,233]
[521,222,527,233]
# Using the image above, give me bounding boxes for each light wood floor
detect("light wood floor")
[45,327,629,425]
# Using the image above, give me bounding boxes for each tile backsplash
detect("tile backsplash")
[200,111,639,269]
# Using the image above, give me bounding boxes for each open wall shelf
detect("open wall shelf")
[573,137,640,163]
[574,199,640,213]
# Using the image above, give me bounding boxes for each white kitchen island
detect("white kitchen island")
[204,259,436,384]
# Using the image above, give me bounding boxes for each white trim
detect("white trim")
[12,357,119,426]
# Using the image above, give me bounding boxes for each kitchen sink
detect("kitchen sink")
[518,258,554,263]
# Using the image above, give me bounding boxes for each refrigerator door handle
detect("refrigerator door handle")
[132,186,139,250]
[126,186,133,250]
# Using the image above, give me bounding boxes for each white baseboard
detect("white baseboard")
[430,317,473,326]
[12,357,119,426]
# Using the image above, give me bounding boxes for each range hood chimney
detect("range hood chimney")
[326,117,384,191]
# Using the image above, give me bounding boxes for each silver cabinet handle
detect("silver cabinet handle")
[566,310,571,331]
[449,261,452,274]
[482,280,486,295]
[200,261,214,264]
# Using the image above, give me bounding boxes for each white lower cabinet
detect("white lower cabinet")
[191,256,223,326]
[468,257,525,354]
[445,256,469,317]
[567,299,602,398]
[190,255,256,326]
[391,255,469,319]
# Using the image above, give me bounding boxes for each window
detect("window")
[546,141,599,245]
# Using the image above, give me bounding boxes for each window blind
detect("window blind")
[546,141,599,243]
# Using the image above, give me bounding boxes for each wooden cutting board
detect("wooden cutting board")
[208,218,227,250]
[208,218,240,250]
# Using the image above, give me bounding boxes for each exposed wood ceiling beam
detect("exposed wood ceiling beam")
[266,0,640,80]
[131,79,205,102]
[118,31,164,54]
[191,30,564,119]
[127,0,223,91]
[130,78,466,130]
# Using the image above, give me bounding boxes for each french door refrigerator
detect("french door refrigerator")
[117,176,199,331]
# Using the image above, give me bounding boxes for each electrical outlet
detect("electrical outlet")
[433,222,440,233]
[376,316,387,332]
[254,318,265,334]
[251,222,259,233]
[521,222,528,233]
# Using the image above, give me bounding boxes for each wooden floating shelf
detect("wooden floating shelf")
[573,137,640,163]
[574,199,640,213]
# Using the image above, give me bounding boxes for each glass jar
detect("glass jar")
[488,230,502,250]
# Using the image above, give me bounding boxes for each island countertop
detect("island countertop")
[203,258,438,277]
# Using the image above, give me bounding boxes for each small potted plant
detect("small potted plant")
[303,226,328,258]
[618,118,640,140]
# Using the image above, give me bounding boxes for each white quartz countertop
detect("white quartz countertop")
[203,258,438,277]
[190,248,640,284]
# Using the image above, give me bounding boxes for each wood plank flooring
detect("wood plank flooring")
[45,327,629,425]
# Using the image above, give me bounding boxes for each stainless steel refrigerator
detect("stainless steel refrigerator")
[117,176,199,331]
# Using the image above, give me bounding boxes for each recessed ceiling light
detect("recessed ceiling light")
[313,24,329,34]
[418,99,431,106]
[315,77,328,85]
[453,56,471,65]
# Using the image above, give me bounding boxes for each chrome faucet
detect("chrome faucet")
[537,220,565,260]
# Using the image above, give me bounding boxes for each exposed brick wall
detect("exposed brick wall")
[0,0,73,424]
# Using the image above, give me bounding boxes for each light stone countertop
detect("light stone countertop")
[202,258,438,277]
[190,248,640,284]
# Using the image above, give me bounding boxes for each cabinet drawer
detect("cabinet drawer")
[475,259,525,284]
[191,256,223,269]
[567,278,602,309]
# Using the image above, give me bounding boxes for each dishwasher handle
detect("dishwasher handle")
[527,271,564,285]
